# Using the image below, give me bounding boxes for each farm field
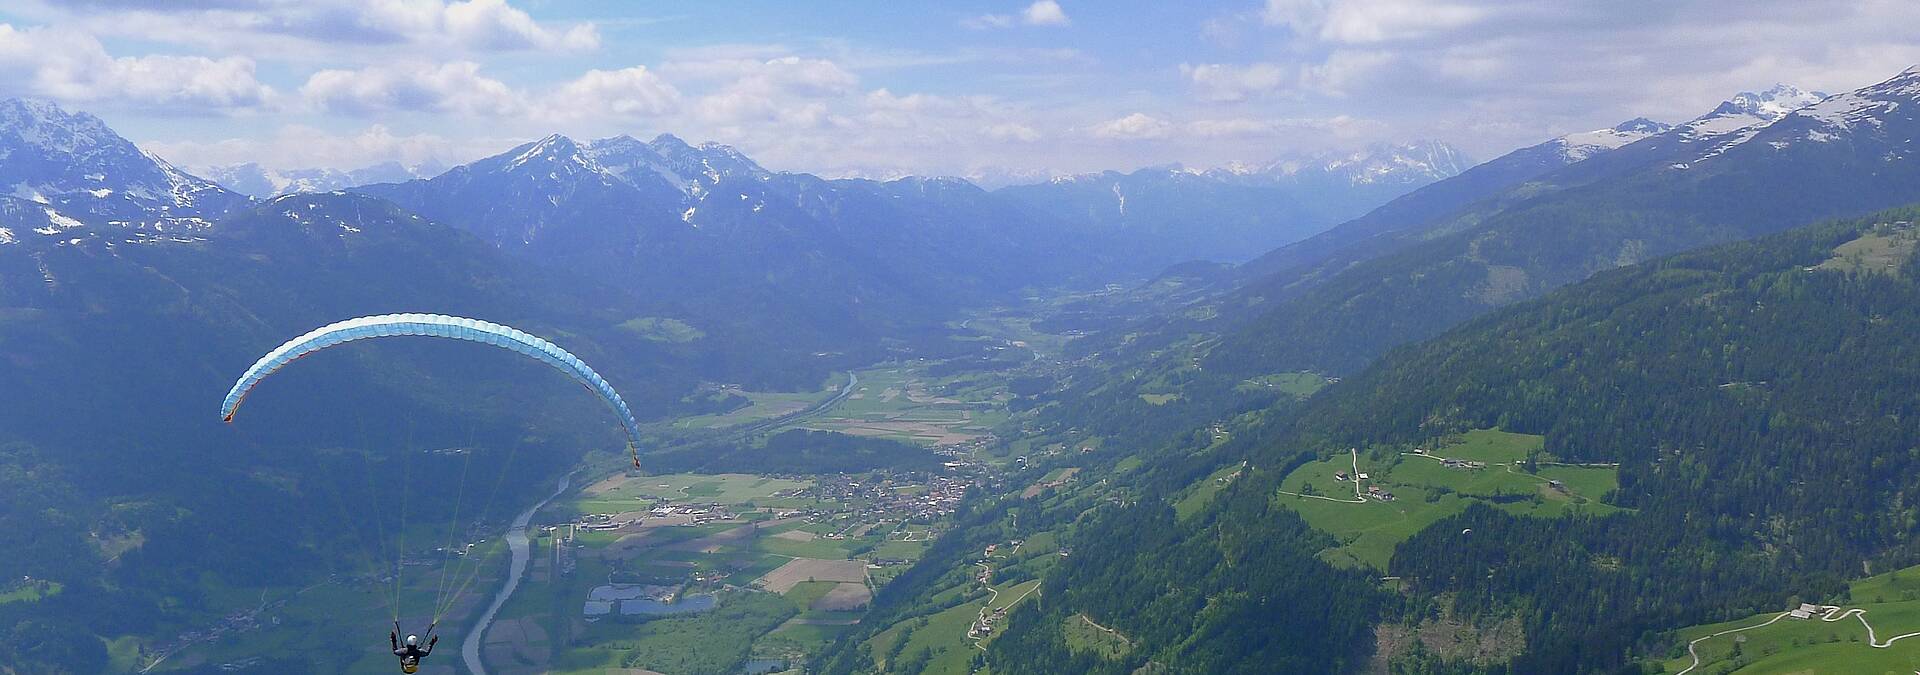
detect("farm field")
[1063,613,1133,658]
[665,374,848,431]
[572,473,814,515]
[1174,464,1245,521]
[1275,430,1619,570]
[795,363,1005,446]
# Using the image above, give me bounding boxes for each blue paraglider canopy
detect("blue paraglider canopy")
[221,313,642,466]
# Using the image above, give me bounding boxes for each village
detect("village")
[541,468,988,628]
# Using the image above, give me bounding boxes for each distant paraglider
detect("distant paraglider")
[220,312,643,467]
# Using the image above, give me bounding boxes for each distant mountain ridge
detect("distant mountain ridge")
[1207,69,1920,378]
[202,161,440,198]
[995,141,1472,266]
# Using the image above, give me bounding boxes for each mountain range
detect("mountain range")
[1207,74,1909,377]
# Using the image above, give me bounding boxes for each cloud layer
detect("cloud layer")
[12,0,1920,182]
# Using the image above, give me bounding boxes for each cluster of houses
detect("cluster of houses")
[572,500,740,533]
[1441,458,1486,470]
[646,502,736,524]
[969,605,1010,640]
[785,471,974,523]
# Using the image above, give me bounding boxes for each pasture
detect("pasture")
[1273,431,1618,570]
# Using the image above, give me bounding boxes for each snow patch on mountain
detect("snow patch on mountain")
[1556,118,1672,161]
[1792,67,1920,133]
[1684,84,1825,137]
[1675,84,1830,163]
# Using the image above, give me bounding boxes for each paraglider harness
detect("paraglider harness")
[391,621,438,673]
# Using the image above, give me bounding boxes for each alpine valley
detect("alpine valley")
[9,50,1920,675]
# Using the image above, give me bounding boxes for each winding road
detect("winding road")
[1676,604,1920,674]
[461,473,572,675]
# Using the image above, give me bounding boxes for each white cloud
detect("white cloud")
[984,122,1041,142]
[433,0,599,51]
[1188,115,1378,138]
[35,0,599,56]
[1261,0,1485,43]
[960,14,1014,30]
[1022,1,1070,26]
[1182,62,1290,102]
[1298,50,1394,95]
[1318,0,1488,44]
[1261,0,1330,34]
[300,61,520,115]
[0,23,272,111]
[144,123,504,172]
[962,1,1068,29]
[548,66,681,119]
[683,56,858,127]
[1090,113,1172,140]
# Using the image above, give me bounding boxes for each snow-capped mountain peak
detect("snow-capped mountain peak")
[1318,140,1472,185]
[502,133,592,172]
[1676,68,1920,166]
[1685,84,1826,137]
[0,97,245,230]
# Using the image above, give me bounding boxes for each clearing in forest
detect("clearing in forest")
[1273,430,1619,570]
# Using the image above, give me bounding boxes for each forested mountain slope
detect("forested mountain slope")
[1208,69,1920,377]
[969,205,1920,674]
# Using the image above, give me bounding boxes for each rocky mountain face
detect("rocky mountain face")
[0,99,247,230]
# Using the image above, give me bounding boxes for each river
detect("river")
[461,473,572,675]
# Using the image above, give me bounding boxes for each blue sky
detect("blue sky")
[3,1,1920,182]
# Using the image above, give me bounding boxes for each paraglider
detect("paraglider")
[220,312,643,467]
[221,313,645,670]
[391,624,437,673]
